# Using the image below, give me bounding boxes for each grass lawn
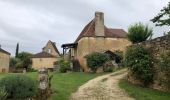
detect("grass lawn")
[0,72,104,100]
[119,79,170,100]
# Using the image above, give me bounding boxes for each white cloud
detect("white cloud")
[0,0,169,56]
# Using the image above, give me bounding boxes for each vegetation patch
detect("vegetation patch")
[0,87,7,100]
[57,59,71,73]
[119,79,170,100]
[159,50,170,89]
[0,74,37,99]
[0,72,104,100]
[125,45,153,86]
[86,52,110,73]
[127,22,153,43]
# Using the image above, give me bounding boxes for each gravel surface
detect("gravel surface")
[70,69,134,100]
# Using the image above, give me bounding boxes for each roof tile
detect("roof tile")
[75,19,127,43]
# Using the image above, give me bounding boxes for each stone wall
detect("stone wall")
[32,58,57,70]
[129,35,170,92]
[0,52,10,72]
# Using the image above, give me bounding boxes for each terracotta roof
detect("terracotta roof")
[0,48,10,55]
[32,52,56,58]
[75,19,127,43]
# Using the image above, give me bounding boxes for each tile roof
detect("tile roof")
[32,52,56,58]
[75,19,127,43]
[0,48,10,55]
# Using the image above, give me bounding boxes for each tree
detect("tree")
[15,43,19,58]
[151,2,170,26]
[17,52,32,70]
[127,22,153,43]
[86,52,110,73]
[10,57,20,68]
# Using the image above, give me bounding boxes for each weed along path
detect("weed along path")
[70,69,134,100]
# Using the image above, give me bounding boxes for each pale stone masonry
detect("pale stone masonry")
[95,12,105,36]
[0,46,10,72]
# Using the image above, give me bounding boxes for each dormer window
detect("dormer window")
[48,49,51,53]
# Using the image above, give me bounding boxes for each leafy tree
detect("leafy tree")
[10,57,21,68]
[86,52,110,73]
[125,45,153,86]
[127,22,153,43]
[15,43,19,58]
[10,52,32,70]
[151,2,170,26]
[17,52,32,70]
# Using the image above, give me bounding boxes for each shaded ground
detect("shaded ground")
[70,69,134,100]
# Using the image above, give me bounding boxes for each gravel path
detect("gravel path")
[70,69,134,100]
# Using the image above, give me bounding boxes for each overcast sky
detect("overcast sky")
[0,0,169,56]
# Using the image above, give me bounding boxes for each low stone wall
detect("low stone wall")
[128,35,170,92]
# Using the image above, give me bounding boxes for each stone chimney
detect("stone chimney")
[95,11,105,36]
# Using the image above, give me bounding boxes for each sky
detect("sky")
[0,0,169,56]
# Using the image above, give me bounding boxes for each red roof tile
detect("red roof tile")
[75,19,127,43]
[32,52,56,58]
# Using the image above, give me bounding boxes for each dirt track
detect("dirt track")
[70,69,134,100]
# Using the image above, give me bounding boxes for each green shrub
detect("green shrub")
[0,75,37,99]
[127,22,153,43]
[103,67,113,72]
[27,67,37,72]
[159,50,170,88]
[160,50,170,71]
[86,52,110,73]
[0,87,7,100]
[58,59,70,73]
[10,57,20,67]
[125,45,153,85]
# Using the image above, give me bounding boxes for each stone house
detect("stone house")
[32,40,60,70]
[0,46,10,72]
[62,12,131,72]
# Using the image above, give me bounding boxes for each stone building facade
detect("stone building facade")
[62,12,131,72]
[32,40,60,70]
[0,47,10,72]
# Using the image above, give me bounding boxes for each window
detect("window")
[48,49,51,53]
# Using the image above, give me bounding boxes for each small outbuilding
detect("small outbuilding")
[32,40,60,70]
